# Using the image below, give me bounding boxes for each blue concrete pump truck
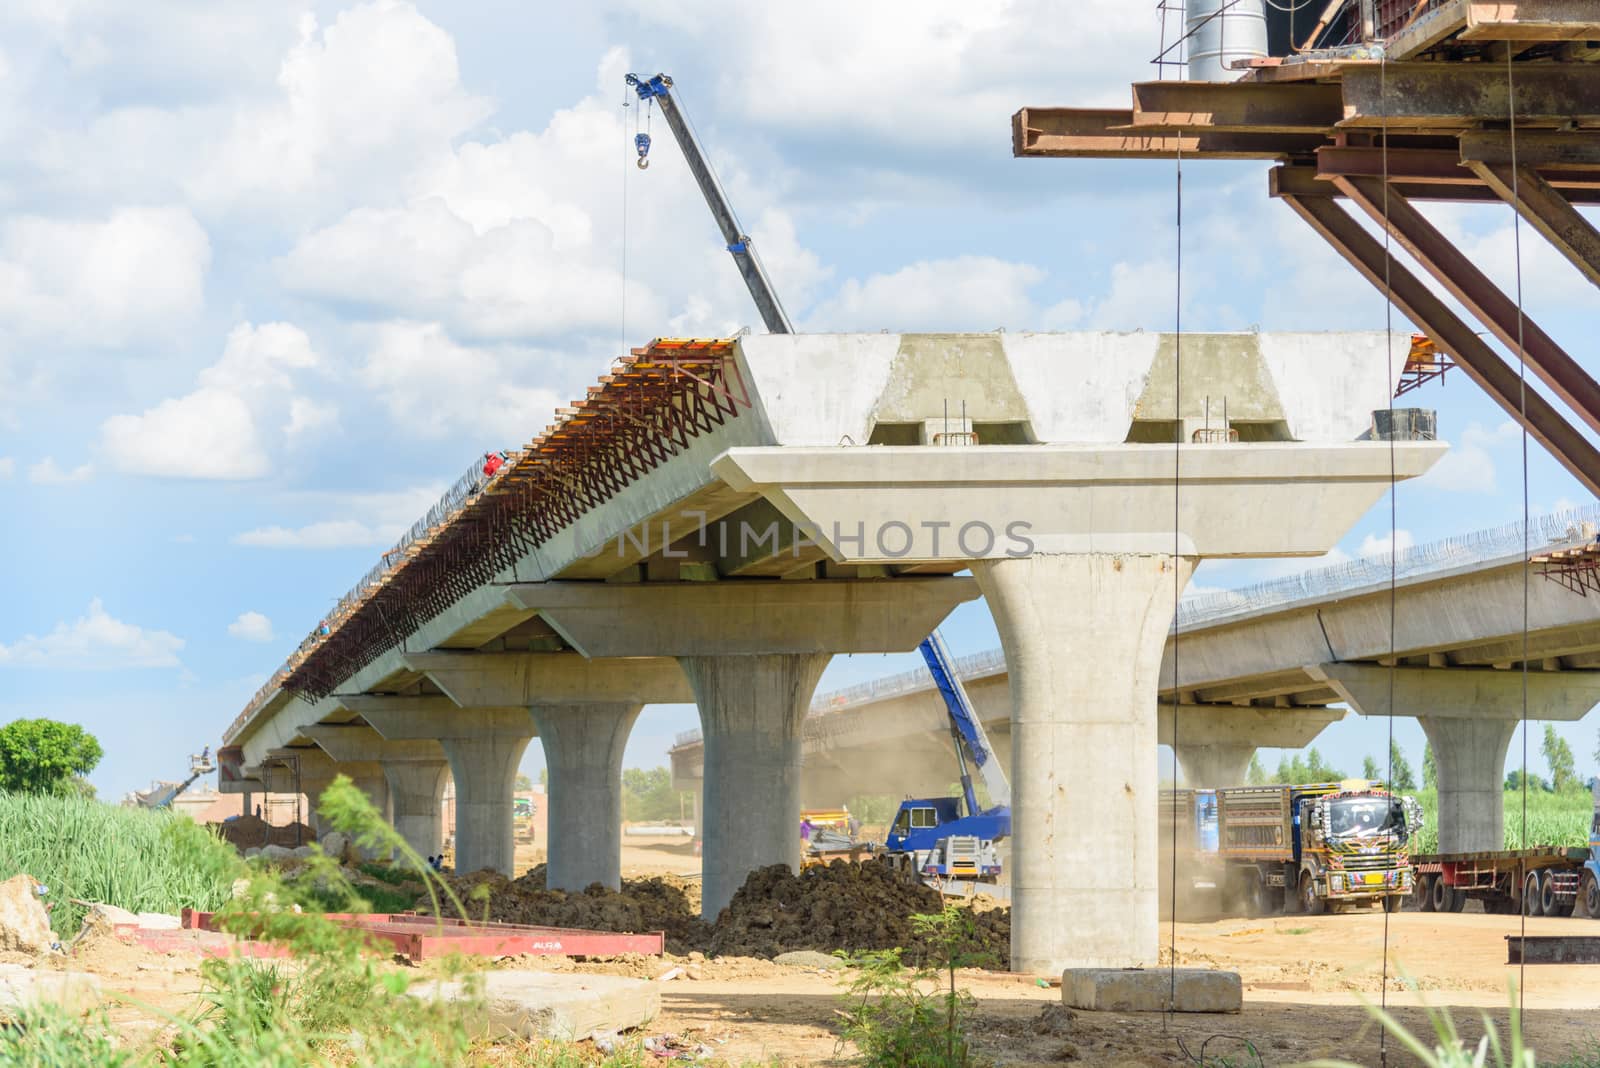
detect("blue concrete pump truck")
[882,632,1012,883]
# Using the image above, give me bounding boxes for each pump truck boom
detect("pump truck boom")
[883,632,1012,882]
[625,72,793,334]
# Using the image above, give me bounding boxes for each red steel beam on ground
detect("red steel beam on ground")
[1340,63,1600,129]
[1128,81,1344,134]
[1331,174,1600,436]
[1273,168,1600,498]
[1010,108,1328,159]
[1466,161,1600,290]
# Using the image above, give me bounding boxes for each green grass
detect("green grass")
[1407,788,1593,853]
[356,861,425,887]
[0,792,242,937]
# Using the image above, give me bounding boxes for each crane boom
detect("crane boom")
[918,631,1012,812]
[625,73,794,335]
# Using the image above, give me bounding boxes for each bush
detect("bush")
[0,792,241,936]
[1406,789,1593,853]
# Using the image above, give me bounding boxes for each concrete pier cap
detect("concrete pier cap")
[714,331,1446,974]
[1312,663,1600,853]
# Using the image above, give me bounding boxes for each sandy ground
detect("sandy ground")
[44,840,1600,1066]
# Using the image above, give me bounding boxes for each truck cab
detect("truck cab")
[1293,782,1421,912]
[886,796,1004,881]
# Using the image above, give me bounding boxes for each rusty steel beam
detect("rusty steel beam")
[1341,63,1600,128]
[1271,161,1600,203]
[1128,81,1344,134]
[1468,161,1600,289]
[1460,1,1600,41]
[1317,145,1600,189]
[1461,130,1600,168]
[1273,169,1600,498]
[1011,108,1327,159]
[1333,174,1600,436]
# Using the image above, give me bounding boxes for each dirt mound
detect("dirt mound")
[707,861,1008,963]
[425,868,710,954]
[427,860,1009,964]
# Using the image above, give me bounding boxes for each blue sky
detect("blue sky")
[1,2,1597,800]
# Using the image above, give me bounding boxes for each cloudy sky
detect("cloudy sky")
[2,1,1597,799]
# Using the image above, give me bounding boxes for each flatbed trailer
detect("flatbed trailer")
[1412,846,1598,917]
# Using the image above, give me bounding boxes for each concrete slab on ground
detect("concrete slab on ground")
[416,970,660,1041]
[1062,968,1241,1014]
[0,965,101,1018]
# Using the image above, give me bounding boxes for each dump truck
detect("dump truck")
[1164,780,1421,915]
[1412,785,1600,916]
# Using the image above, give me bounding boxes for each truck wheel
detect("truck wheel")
[1430,876,1454,914]
[1581,872,1600,920]
[1298,873,1324,916]
[1416,874,1437,913]
[1539,870,1563,917]
[1383,894,1404,913]
[1524,872,1544,917]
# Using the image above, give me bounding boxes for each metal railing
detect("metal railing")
[667,505,1600,751]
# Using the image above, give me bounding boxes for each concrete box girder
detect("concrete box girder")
[402,651,693,707]
[303,725,445,765]
[338,696,530,741]
[506,578,978,658]
[1312,662,1600,720]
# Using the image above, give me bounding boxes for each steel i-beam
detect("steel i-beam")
[1273,169,1600,498]
[1332,174,1600,436]
[1467,161,1600,290]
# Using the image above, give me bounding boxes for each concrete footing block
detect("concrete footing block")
[0,965,102,1018]
[1062,968,1241,1014]
[415,971,660,1041]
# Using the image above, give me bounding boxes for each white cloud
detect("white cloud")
[360,321,565,440]
[98,321,325,479]
[805,256,1050,332]
[27,456,93,484]
[0,205,209,346]
[226,611,274,642]
[233,483,446,550]
[192,2,490,215]
[1418,420,1521,495]
[0,598,183,669]
[1358,529,1416,560]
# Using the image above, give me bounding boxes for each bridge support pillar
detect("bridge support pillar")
[383,760,450,862]
[680,653,832,920]
[531,702,642,891]
[441,732,533,876]
[975,552,1195,974]
[1314,663,1600,855]
[1175,743,1255,789]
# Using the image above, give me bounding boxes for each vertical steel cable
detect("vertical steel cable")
[1166,102,1185,1031]
[620,87,632,358]
[1377,51,1397,1068]
[1507,45,1532,1020]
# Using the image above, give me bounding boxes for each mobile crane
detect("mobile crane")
[127,749,216,809]
[882,632,1012,883]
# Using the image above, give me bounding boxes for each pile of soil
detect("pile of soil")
[211,816,317,852]
[427,859,1010,964]
[708,862,1010,963]
[426,867,710,953]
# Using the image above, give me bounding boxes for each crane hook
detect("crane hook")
[635,132,651,170]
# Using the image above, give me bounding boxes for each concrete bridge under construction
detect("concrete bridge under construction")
[220,330,1443,974]
[669,507,1600,858]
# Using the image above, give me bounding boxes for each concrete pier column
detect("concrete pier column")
[679,653,831,920]
[1419,717,1516,855]
[1176,743,1255,789]
[530,702,642,891]
[974,552,1194,974]
[383,760,450,860]
[440,732,533,876]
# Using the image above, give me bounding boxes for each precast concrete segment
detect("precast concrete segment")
[974,552,1195,974]
[712,442,1446,564]
[384,760,450,862]
[682,653,831,920]
[1313,663,1600,853]
[1420,718,1518,854]
[444,734,533,877]
[507,579,979,659]
[402,652,693,707]
[530,703,642,892]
